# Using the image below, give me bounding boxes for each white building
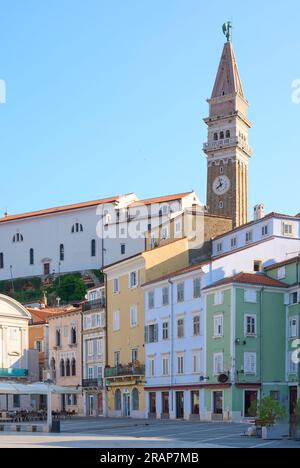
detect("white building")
[143,213,300,420]
[0,294,39,410]
[0,191,200,282]
[82,285,106,417]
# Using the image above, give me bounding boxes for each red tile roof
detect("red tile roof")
[203,273,287,291]
[28,307,65,324]
[0,195,122,224]
[129,192,194,207]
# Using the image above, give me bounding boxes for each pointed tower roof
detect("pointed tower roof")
[211,42,244,99]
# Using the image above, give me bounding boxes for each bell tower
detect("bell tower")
[204,24,252,228]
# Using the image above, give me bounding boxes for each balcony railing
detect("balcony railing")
[82,378,103,389]
[203,137,252,155]
[105,365,145,378]
[0,369,29,378]
[82,299,106,312]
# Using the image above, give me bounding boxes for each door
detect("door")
[213,391,223,420]
[88,395,94,416]
[162,392,170,418]
[98,393,103,416]
[244,391,258,417]
[149,392,156,418]
[123,393,130,417]
[61,394,66,411]
[290,387,298,416]
[44,263,50,275]
[176,392,184,419]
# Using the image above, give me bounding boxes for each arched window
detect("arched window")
[213,132,218,141]
[13,233,23,243]
[66,359,71,377]
[29,248,34,265]
[71,223,83,234]
[60,359,65,377]
[71,358,76,376]
[220,131,224,140]
[60,244,64,261]
[50,357,56,371]
[132,388,139,411]
[91,239,96,257]
[115,389,121,411]
[71,327,77,345]
[226,130,231,138]
[56,329,61,347]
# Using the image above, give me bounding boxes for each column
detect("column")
[184,390,191,420]
[156,392,162,419]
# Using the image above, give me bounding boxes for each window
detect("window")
[162,355,170,376]
[177,318,184,338]
[216,242,223,253]
[70,326,77,345]
[177,354,184,374]
[113,278,120,294]
[131,349,138,362]
[60,359,65,377]
[213,353,224,375]
[289,317,298,338]
[162,322,169,340]
[245,230,253,243]
[245,315,257,336]
[289,352,297,374]
[29,248,34,265]
[270,391,280,401]
[177,283,185,302]
[71,358,76,376]
[88,340,93,356]
[97,338,103,355]
[13,233,23,243]
[162,287,169,306]
[193,315,200,336]
[220,166,224,174]
[282,222,293,237]
[0,253,3,269]
[145,324,158,343]
[160,227,169,240]
[132,388,139,411]
[225,130,231,138]
[148,291,155,310]
[91,239,96,257]
[71,223,83,233]
[193,278,201,298]
[120,243,126,255]
[230,237,237,249]
[262,225,268,236]
[254,260,262,272]
[130,305,138,327]
[214,132,218,141]
[66,359,71,377]
[214,291,223,305]
[129,271,138,288]
[13,395,20,408]
[175,221,182,234]
[56,329,61,347]
[50,358,56,371]
[35,340,43,352]
[192,352,201,373]
[114,351,120,367]
[244,352,257,375]
[219,201,224,209]
[115,389,121,411]
[148,357,155,377]
[290,292,298,305]
[214,315,224,338]
[244,289,257,303]
[277,267,286,280]
[113,311,120,331]
[220,131,224,140]
[191,391,200,415]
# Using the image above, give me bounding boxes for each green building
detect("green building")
[203,265,300,421]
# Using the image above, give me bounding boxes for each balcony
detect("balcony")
[105,365,145,379]
[82,299,106,312]
[82,378,103,389]
[203,136,252,156]
[0,369,29,378]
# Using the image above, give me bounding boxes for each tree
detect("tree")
[54,274,87,303]
[254,396,286,427]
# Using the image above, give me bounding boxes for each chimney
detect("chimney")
[254,204,265,221]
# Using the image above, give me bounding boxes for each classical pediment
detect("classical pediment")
[0,294,31,320]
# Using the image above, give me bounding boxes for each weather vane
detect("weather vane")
[222,21,232,42]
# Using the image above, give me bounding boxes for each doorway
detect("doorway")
[88,395,95,416]
[98,393,103,415]
[289,387,298,416]
[244,391,258,417]
[176,392,184,419]
[162,392,170,419]
[149,392,156,418]
[123,393,130,417]
[61,394,66,411]
[212,391,223,420]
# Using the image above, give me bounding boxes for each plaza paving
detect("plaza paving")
[0,418,299,448]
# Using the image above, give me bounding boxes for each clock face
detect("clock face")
[213,175,231,195]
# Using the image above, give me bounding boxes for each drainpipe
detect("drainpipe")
[259,287,265,399]
[168,280,174,414]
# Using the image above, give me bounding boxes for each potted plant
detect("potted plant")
[251,397,286,439]
[289,400,300,440]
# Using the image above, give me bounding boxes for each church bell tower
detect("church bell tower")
[204,23,252,228]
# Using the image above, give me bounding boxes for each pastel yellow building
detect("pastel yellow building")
[104,238,189,418]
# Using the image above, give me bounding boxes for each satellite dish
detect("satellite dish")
[218,373,229,384]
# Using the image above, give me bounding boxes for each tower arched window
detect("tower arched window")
[213,132,218,141]
[91,239,96,257]
[56,329,61,347]
[66,359,71,377]
[132,388,139,411]
[13,233,23,243]
[71,358,76,376]
[71,326,77,345]
[60,244,65,261]
[226,130,231,138]
[60,359,65,377]
[29,248,34,265]
[220,131,224,140]
[50,358,56,371]
[71,223,83,234]
[115,389,121,411]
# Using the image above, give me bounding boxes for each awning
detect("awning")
[0,381,80,395]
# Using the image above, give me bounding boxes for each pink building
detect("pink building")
[48,307,83,415]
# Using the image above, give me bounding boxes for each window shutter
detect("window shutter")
[154,324,158,342]
[144,326,149,344]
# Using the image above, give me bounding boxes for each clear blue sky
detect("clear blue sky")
[0,0,299,217]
